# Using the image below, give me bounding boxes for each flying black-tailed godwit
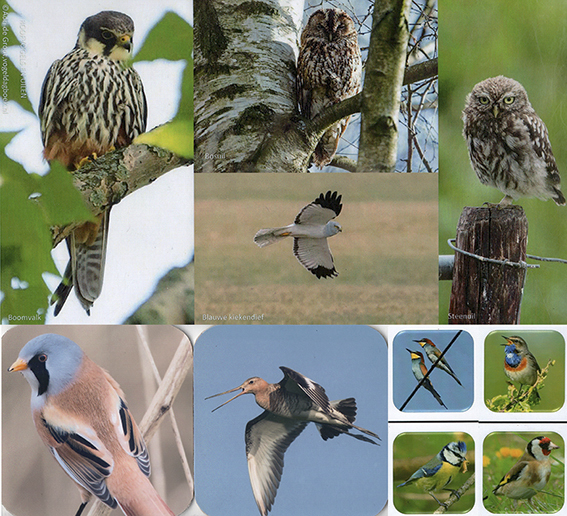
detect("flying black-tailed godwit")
[206,366,380,516]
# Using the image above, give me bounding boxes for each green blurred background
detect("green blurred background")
[393,431,475,513]
[484,330,565,412]
[439,0,567,323]
[483,432,564,513]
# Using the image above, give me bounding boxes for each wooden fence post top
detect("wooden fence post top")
[448,205,528,325]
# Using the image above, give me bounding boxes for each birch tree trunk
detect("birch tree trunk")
[195,0,304,173]
[196,0,432,173]
[357,0,411,172]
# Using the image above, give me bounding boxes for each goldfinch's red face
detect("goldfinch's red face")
[530,436,560,461]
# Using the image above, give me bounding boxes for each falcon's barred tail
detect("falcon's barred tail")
[73,209,110,314]
[51,261,73,316]
[253,226,292,248]
[53,210,110,315]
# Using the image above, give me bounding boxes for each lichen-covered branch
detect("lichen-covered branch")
[125,261,195,324]
[52,144,190,246]
[358,0,412,172]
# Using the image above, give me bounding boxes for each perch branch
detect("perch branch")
[308,59,437,139]
[434,473,475,514]
[52,143,191,246]
[252,57,437,172]
[403,57,437,86]
[136,327,194,491]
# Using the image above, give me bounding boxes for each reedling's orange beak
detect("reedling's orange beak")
[8,357,28,372]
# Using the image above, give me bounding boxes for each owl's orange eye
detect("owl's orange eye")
[478,96,490,105]
[503,96,515,104]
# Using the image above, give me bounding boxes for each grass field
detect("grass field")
[195,174,438,325]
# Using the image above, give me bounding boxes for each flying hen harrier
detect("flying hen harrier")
[254,191,342,278]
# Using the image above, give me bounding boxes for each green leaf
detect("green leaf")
[0,133,93,323]
[1,138,52,322]
[134,12,193,63]
[176,60,194,122]
[134,11,193,123]
[134,119,193,159]
[32,161,95,227]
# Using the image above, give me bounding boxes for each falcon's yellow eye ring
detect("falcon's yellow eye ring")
[478,97,490,105]
[101,30,113,40]
[503,96,515,104]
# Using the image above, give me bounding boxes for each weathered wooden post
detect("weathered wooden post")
[448,206,528,324]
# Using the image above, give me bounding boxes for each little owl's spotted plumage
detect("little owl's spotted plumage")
[462,76,565,206]
[297,9,362,169]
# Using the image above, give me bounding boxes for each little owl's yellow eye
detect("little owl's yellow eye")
[503,96,515,104]
[479,97,490,105]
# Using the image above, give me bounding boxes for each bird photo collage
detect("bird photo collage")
[1,0,567,516]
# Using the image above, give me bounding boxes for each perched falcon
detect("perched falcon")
[39,11,147,315]
[254,191,342,278]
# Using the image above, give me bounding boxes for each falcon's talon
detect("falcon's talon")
[76,153,99,169]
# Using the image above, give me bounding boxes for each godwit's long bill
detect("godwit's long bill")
[206,366,380,516]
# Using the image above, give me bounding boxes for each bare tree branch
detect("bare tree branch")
[434,473,475,514]
[404,57,437,85]
[329,155,357,172]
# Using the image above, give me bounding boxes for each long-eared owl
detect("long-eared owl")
[462,75,565,206]
[297,9,362,169]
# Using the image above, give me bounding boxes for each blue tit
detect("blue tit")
[398,441,467,506]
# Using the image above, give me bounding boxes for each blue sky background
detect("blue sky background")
[392,330,474,412]
[194,325,387,516]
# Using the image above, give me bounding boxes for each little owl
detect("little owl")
[297,8,362,169]
[462,75,565,206]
